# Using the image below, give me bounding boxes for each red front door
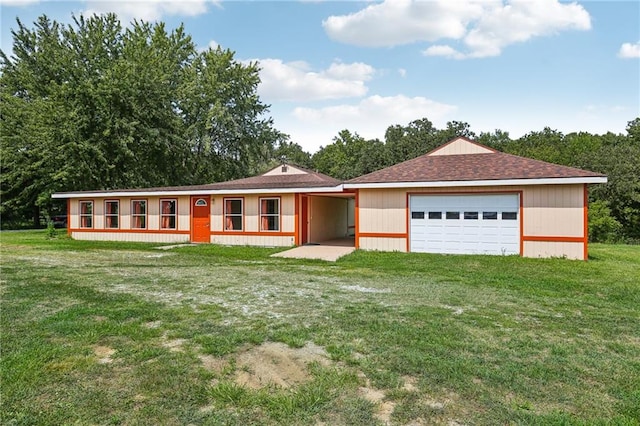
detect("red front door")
[191,196,211,243]
[301,196,309,245]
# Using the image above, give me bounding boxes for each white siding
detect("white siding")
[359,237,406,252]
[212,234,294,247]
[71,232,189,243]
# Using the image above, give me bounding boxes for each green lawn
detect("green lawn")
[1,230,639,425]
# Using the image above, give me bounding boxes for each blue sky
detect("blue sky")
[1,1,639,153]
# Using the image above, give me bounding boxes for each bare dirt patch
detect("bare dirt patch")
[162,338,187,352]
[93,345,116,364]
[233,342,330,389]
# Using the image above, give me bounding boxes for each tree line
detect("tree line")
[2,15,638,242]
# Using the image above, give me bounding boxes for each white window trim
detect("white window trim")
[79,200,93,228]
[131,199,147,229]
[224,198,243,231]
[259,197,280,232]
[104,200,119,229]
[160,199,177,230]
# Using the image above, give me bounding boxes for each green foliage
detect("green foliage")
[312,130,387,180]
[1,14,282,224]
[45,220,57,239]
[589,200,623,243]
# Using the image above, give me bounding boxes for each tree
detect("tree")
[311,130,388,180]
[272,140,312,169]
[384,118,438,164]
[0,14,281,226]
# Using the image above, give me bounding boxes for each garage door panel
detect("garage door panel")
[410,194,520,255]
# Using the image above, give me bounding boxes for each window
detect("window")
[224,198,243,231]
[195,198,207,207]
[131,200,147,229]
[483,211,498,220]
[79,201,93,228]
[105,200,119,229]
[411,211,425,219]
[428,211,442,220]
[446,211,460,220]
[260,198,280,231]
[161,199,177,229]
[502,212,518,220]
[464,211,478,220]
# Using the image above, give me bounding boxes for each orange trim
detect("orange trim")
[406,192,410,252]
[519,192,524,257]
[583,184,589,261]
[359,232,407,239]
[67,199,71,236]
[211,231,294,237]
[294,193,300,245]
[522,236,584,243]
[70,228,190,234]
[354,189,359,249]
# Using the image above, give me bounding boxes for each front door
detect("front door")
[301,196,309,245]
[191,196,211,243]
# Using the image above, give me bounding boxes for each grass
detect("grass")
[1,230,639,425]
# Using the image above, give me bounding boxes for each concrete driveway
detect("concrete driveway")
[271,238,355,262]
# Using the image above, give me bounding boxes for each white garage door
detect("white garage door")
[410,194,520,255]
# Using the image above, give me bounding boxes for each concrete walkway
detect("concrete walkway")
[271,238,356,262]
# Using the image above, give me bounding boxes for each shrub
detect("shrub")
[589,200,623,243]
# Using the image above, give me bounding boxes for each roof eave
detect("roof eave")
[52,185,345,199]
[344,176,608,189]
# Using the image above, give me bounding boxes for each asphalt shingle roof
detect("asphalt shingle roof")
[347,151,605,184]
[53,165,341,195]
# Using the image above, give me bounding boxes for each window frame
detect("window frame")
[79,200,94,228]
[131,199,148,229]
[160,199,177,230]
[104,200,120,229]
[259,197,280,232]
[224,198,244,231]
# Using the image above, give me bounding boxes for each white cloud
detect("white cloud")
[618,41,640,59]
[83,0,220,22]
[323,0,479,47]
[278,95,456,152]
[423,45,466,60]
[324,0,591,59]
[254,59,375,102]
[398,68,406,77]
